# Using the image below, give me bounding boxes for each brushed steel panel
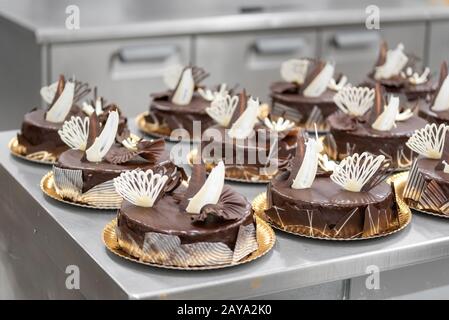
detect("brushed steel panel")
[428,20,449,71]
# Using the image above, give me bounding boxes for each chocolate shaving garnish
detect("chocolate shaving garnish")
[104,138,165,165]
[369,83,386,125]
[191,66,209,86]
[299,60,325,94]
[286,132,307,185]
[74,80,91,103]
[361,158,392,192]
[86,112,99,149]
[180,162,207,209]
[322,133,338,160]
[230,89,248,125]
[192,187,244,222]
[375,40,388,67]
[50,75,66,107]
[431,61,448,108]
[151,90,171,100]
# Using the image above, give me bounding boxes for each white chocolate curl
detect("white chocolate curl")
[374,43,408,80]
[291,139,320,189]
[45,81,75,123]
[371,96,400,131]
[280,59,309,84]
[171,68,194,105]
[228,97,260,139]
[85,111,119,162]
[431,75,449,112]
[186,161,225,214]
[303,63,335,97]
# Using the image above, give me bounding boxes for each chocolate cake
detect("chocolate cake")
[114,161,258,267]
[199,90,299,179]
[417,62,449,125]
[269,58,348,131]
[362,41,435,100]
[327,84,428,169]
[52,110,172,208]
[403,123,449,216]
[146,65,227,140]
[17,76,127,160]
[265,135,399,239]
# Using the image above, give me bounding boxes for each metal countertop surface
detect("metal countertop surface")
[2,129,449,299]
[1,0,449,43]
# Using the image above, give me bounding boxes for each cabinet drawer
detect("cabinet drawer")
[320,22,426,84]
[195,30,318,101]
[50,37,191,117]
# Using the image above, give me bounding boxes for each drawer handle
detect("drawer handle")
[254,37,306,55]
[332,32,380,49]
[118,44,178,63]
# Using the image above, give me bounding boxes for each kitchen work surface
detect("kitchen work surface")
[2,129,449,299]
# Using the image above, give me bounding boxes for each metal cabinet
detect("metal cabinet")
[320,22,427,84]
[50,37,191,117]
[428,20,449,71]
[195,30,318,101]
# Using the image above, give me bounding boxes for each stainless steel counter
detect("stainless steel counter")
[1,0,449,43]
[2,129,449,299]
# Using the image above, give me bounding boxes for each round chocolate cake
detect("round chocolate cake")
[114,162,258,267]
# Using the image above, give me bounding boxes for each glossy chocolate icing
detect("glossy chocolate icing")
[417,98,449,125]
[117,184,254,249]
[361,76,435,101]
[327,111,428,168]
[148,92,215,137]
[56,146,171,192]
[267,171,399,238]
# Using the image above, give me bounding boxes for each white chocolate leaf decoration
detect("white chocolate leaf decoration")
[206,94,238,127]
[163,64,184,90]
[264,117,295,132]
[291,139,320,189]
[406,123,448,159]
[396,108,413,121]
[198,83,228,101]
[45,81,75,123]
[85,111,119,162]
[228,97,260,139]
[374,43,408,80]
[328,75,350,91]
[58,116,89,151]
[40,81,58,104]
[171,68,194,105]
[280,59,309,84]
[303,63,335,97]
[82,102,95,116]
[431,75,449,111]
[186,161,225,214]
[333,87,375,117]
[371,96,400,131]
[318,154,337,172]
[113,169,169,208]
[330,152,385,192]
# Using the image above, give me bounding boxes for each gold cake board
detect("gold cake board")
[8,136,56,165]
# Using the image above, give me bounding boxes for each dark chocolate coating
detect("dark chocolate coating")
[327,111,428,169]
[117,185,254,249]
[417,97,449,125]
[266,172,399,238]
[56,146,171,192]
[361,76,435,101]
[148,93,215,138]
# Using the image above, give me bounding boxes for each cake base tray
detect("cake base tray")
[8,136,56,165]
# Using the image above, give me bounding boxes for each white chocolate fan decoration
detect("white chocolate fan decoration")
[58,116,89,151]
[198,83,228,101]
[264,117,295,132]
[228,96,260,139]
[371,96,400,131]
[206,94,239,127]
[280,59,309,84]
[45,81,75,123]
[186,161,225,214]
[374,43,408,80]
[85,110,119,162]
[113,169,169,208]
[333,87,375,117]
[40,81,58,104]
[291,138,320,189]
[406,123,448,159]
[171,68,194,105]
[330,152,385,192]
[431,74,449,112]
[303,63,335,97]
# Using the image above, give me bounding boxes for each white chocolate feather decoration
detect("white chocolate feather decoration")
[431,75,449,112]
[45,81,75,123]
[58,116,89,151]
[303,63,335,97]
[206,94,238,127]
[228,97,260,139]
[186,161,225,214]
[85,110,119,162]
[328,75,350,91]
[330,152,385,192]
[113,169,169,208]
[198,83,228,101]
[280,59,309,84]
[264,117,295,132]
[333,87,375,117]
[371,96,400,131]
[40,81,58,104]
[171,68,194,105]
[406,123,448,159]
[291,139,320,189]
[374,43,408,80]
